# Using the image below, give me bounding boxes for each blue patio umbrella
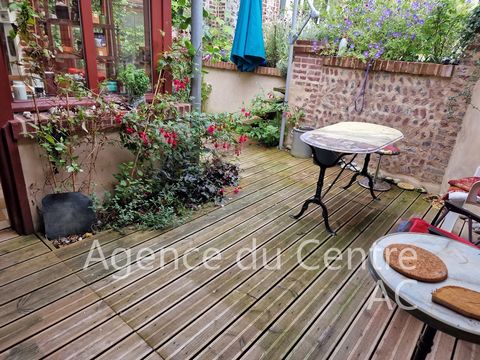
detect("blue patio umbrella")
[230,0,266,72]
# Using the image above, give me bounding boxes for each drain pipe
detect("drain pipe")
[191,0,203,112]
[279,0,319,149]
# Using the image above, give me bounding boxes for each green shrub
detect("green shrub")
[98,97,245,230]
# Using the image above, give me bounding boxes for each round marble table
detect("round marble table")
[369,233,480,354]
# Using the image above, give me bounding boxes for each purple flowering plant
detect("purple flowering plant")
[311,0,475,63]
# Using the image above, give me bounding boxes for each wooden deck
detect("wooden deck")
[0,145,478,360]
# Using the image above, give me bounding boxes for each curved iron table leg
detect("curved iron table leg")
[344,153,377,200]
[290,157,337,235]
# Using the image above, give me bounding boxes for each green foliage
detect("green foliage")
[29,75,116,193]
[171,0,233,63]
[98,96,245,230]
[233,93,287,147]
[305,0,475,63]
[459,5,480,49]
[9,0,55,77]
[118,65,150,101]
[264,19,289,71]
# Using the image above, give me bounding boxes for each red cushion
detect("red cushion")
[376,144,400,155]
[407,218,479,249]
[448,177,480,195]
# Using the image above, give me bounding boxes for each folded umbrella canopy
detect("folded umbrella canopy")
[230,0,266,72]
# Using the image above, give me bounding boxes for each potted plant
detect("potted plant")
[30,76,117,241]
[118,64,150,107]
[287,107,313,159]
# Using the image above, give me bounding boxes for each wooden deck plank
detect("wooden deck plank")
[371,309,424,360]
[0,252,61,287]
[190,190,408,360]
[328,292,396,360]
[453,340,480,360]
[95,333,158,360]
[82,162,322,293]
[0,259,74,306]
[153,185,389,359]
[239,191,419,360]
[126,177,367,349]
[0,287,100,353]
[426,331,456,360]
[0,300,117,358]
[287,195,430,360]
[0,235,40,255]
[112,172,353,331]
[44,315,133,360]
[0,242,50,271]
[0,229,19,243]
[0,274,86,327]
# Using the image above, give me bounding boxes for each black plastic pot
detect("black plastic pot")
[42,192,96,239]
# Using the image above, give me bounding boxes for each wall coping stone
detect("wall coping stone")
[203,60,283,77]
[294,41,455,78]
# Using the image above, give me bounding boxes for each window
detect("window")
[4,0,163,104]
[93,0,152,91]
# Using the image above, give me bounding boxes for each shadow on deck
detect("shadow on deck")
[0,145,478,359]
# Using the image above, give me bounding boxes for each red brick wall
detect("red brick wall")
[289,40,480,186]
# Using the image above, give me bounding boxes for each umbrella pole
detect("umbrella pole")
[191,0,203,112]
[279,0,319,149]
[279,0,300,149]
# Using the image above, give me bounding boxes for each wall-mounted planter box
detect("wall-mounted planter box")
[293,41,455,78]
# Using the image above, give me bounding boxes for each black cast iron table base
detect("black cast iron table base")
[291,147,377,234]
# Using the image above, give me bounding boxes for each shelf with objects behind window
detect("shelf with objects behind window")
[3,0,156,112]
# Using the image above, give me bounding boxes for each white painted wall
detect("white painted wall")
[204,67,286,113]
[443,80,480,191]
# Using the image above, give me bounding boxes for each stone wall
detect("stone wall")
[289,40,480,192]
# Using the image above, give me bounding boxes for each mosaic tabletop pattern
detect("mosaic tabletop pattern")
[300,121,404,154]
[369,232,480,340]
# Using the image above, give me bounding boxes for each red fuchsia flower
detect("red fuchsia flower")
[173,79,187,92]
[126,127,134,134]
[241,107,246,113]
[234,187,241,194]
[207,124,216,134]
[115,113,124,125]
[218,188,224,195]
[139,131,149,145]
[244,111,251,117]
[239,134,248,144]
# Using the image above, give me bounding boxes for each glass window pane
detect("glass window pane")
[4,0,87,99]
[93,0,152,93]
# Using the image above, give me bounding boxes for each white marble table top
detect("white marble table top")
[369,233,480,340]
[301,122,404,154]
